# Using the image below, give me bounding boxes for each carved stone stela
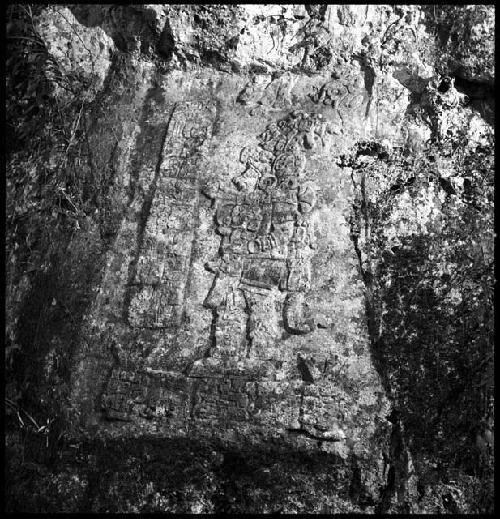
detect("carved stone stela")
[98,97,384,446]
[100,105,332,422]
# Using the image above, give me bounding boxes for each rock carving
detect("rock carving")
[310,75,367,121]
[203,111,326,359]
[127,100,216,328]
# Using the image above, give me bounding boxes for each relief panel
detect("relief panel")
[127,100,216,329]
[204,110,327,359]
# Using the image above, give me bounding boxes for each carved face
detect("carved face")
[272,153,305,181]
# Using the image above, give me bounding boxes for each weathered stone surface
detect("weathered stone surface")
[69,76,390,480]
[6,3,494,514]
[36,6,115,101]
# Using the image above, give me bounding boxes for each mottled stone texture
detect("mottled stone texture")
[6,4,494,514]
[70,74,390,489]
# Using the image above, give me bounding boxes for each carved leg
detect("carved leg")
[216,287,247,358]
[283,291,313,335]
[242,288,281,359]
[205,275,247,358]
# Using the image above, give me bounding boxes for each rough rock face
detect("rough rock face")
[6,4,494,513]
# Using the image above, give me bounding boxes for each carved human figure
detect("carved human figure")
[204,111,322,359]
